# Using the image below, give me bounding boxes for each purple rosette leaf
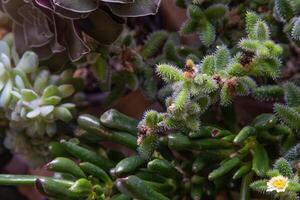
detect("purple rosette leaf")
[108,0,161,17]
[79,9,124,45]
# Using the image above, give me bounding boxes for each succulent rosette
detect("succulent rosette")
[0,0,161,64]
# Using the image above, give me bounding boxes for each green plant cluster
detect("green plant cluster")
[177,0,300,51]
[273,0,300,43]
[251,157,300,200]
[180,3,228,46]
[135,12,282,158]
[0,37,83,165]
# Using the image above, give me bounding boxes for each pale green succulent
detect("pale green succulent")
[9,72,76,136]
[0,39,81,164]
[4,129,52,166]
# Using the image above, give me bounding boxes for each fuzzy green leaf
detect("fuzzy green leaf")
[143,31,168,59]
[287,181,300,192]
[188,4,204,20]
[245,11,260,39]
[215,45,230,71]
[284,82,300,107]
[253,85,284,101]
[250,180,268,193]
[204,4,228,21]
[156,64,183,82]
[274,104,300,130]
[254,20,270,40]
[274,158,293,178]
[292,17,300,40]
[144,110,160,128]
[275,0,294,22]
[220,84,232,106]
[198,19,215,46]
[239,39,261,52]
[180,19,198,35]
[201,55,215,75]
[138,134,158,160]
[174,83,190,110]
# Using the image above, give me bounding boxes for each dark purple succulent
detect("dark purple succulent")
[0,0,161,64]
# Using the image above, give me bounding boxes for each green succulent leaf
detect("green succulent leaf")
[292,17,300,40]
[16,51,38,73]
[198,19,215,46]
[274,104,300,130]
[274,158,294,178]
[284,82,300,107]
[204,4,228,21]
[274,0,294,22]
[250,180,268,193]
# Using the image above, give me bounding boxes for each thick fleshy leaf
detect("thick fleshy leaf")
[33,70,50,93]
[35,0,53,10]
[79,9,124,45]
[60,103,75,110]
[21,89,39,102]
[52,7,88,19]
[0,63,5,77]
[50,14,66,53]
[64,21,90,62]
[0,62,6,81]
[108,0,161,17]
[2,0,26,24]
[11,91,22,99]
[39,105,55,116]
[0,81,5,92]
[52,0,99,13]
[0,41,10,58]
[43,85,60,98]
[0,53,11,69]
[0,80,12,108]
[26,108,41,118]
[19,4,54,48]
[43,96,62,105]
[39,51,69,69]
[15,75,25,90]
[58,84,74,98]
[101,0,133,3]
[31,44,54,61]
[54,106,73,122]
[16,51,39,73]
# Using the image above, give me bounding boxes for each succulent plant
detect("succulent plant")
[140,11,282,132]
[272,0,300,41]
[180,3,228,46]
[273,82,300,132]
[123,11,285,162]
[251,157,300,200]
[0,0,161,64]
[0,38,83,165]
[0,104,297,199]
[90,31,158,106]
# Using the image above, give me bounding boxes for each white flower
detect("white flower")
[267,175,289,193]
